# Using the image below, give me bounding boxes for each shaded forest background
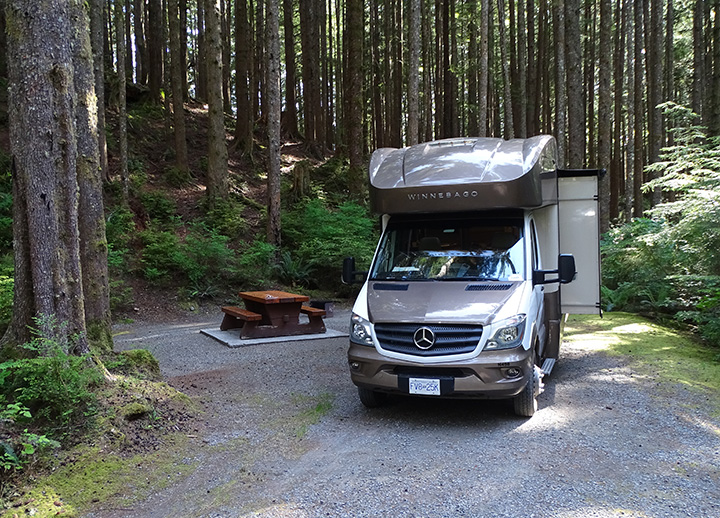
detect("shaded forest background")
[0,0,717,340]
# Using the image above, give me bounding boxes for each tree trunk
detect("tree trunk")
[584,2,596,167]
[565,0,583,167]
[234,0,254,154]
[197,0,208,102]
[408,0,421,145]
[117,0,130,202]
[468,0,479,137]
[624,0,634,222]
[72,0,112,352]
[611,0,625,223]
[711,0,720,136]
[664,0,673,145]
[346,0,364,193]
[125,0,133,79]
[266,0,282,249]
[479,0,489,137]
[597,0,612,234]
[299,0,323,156]
[133,0,148,85]
[692,0,704,117]
[180,0,189,98]
[221,0,232,113]
[554,0,567,166]
[148,0,164,103]
[90,0,109,182]
[497,0,514,139]
[633,0,644,219]
[254,0,265,121]
[4,0,90,353]
[516,0,527,138]
[169,0,189,171]
[421,0,433,141]
[283,0,300,139]
[526,0,537,136]
[205,0,229,205]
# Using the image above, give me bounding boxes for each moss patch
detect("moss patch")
[565,312,720,414]
[2,438,197,517]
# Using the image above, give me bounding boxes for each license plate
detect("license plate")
[408,377,441,396]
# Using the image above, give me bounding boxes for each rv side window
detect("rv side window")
[530,220,539,270]
[370,218,525,282]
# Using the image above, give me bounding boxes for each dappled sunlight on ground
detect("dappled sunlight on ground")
[554,507,652,518]
[679,411,720,438]
[240,504,310,517]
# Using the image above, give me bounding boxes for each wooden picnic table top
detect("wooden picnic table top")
[239,290,310,305]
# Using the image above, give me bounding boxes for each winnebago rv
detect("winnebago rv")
[342,136,602,417]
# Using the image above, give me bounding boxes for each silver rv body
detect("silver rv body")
[344,136,601,417]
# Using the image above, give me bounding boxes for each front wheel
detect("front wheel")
[357,387,386,408]
[513,366,542,417]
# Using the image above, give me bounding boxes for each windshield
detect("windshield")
[370,218,525,282]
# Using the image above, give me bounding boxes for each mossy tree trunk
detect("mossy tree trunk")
[266,0,282,251]
[4,0,92,354]
[345,0,364,197]
[73,0,113,354]
[205,0,229,207]
[169,0,190,172]
[89,0,109,183]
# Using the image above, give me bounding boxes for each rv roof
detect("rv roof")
[368,135,558,214]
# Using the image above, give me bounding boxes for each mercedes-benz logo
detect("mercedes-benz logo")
[413,327,436,350]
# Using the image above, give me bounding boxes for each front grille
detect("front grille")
[374,323,483,357]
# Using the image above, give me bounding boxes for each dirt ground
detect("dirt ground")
[88,308,720,518]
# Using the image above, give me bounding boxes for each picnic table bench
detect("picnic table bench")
[220,290,327,339]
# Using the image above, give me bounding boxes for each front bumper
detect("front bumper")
[348,342,534,399]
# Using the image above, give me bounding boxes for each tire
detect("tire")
[513,366,540,417]
[358,387,386,408]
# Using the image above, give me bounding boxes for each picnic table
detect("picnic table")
[220,290,327,339]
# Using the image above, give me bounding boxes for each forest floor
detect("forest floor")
[104,312,720,517]
[14,310,719,518]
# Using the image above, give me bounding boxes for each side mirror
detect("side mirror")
[532,254,576,285]
[558,254,576,284]
[342,257,356,284]
[342,257,368,284]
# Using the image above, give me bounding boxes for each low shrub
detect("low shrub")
[0,316,102,435]
[139,191,177,225]
[282,199,377,290]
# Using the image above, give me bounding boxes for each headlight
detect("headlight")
[350,313,374,346]
[484,315,526,351]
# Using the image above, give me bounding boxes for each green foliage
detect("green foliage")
[0,255,13,335]
[283,199,377,289]
[1,402,60,472]
[202,197,245,238]
[272,251,312,288]
[139,191,177,225]
[138,224,237,296]
[138,228,182,283]
[106,207,136,272]
[601,218,676,312]
[0,151,13,253]
[181,224,237,298]
[164,166,193,188]
[236,240,277,287]
[603,105,720,345]
[0,317,102,435]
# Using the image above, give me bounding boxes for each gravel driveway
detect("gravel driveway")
[94,308,720,518]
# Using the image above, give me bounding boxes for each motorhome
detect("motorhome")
[342,136,601,417]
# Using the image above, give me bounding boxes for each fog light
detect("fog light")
[349,361,361,371]
[505,367,521,378]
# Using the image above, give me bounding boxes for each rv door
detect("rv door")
[557,169,603,315]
